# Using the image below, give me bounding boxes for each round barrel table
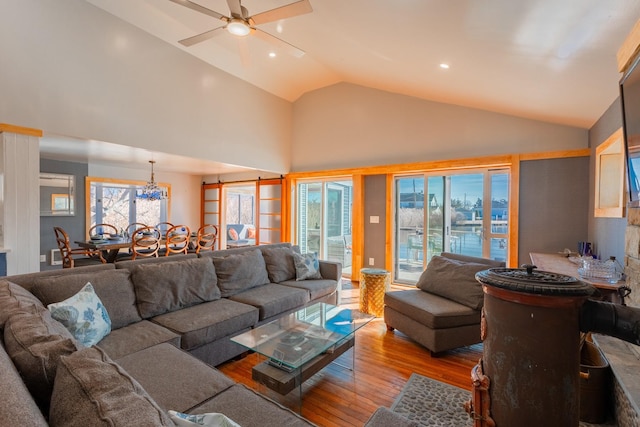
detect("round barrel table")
[359,268,390,317]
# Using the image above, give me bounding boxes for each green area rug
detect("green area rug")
[391,373,617,426]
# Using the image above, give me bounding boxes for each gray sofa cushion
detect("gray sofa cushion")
[260,246,296,283]
[97,320,181,360]
[115,343,235,413]
[441,252,505,267]
[0,280,47,329]
[49,346,174,427]
[3,310,80,410]
[384,289,480,329]
[416,255,491,310]
[131,257,220,318]
[115,254,197,270]
[151,299,259,351]
[229,284,309,321]
[190,384,314,427]
[3,263,115,293]
[32,269,141,330]
[0,342,48,426]
[212,249,270,297]
[279,278,338,301]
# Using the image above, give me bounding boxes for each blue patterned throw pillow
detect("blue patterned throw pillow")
[48,282,111,347]
[293,252,323,281]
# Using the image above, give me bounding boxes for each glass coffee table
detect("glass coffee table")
[231,302,374,408]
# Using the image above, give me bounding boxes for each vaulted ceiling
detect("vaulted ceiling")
[86,0,640,128]
[40,1,640,174]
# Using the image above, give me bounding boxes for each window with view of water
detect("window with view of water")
[88,179,170,234]
[394,170,509,284]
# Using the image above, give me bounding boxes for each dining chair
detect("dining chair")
[195,224,218,254]
[88,223,118,238]
[53,226,105,268]
[156,221,174,238]
[164,224,191,256]
[126,222,148,237]
[130,226,161,259]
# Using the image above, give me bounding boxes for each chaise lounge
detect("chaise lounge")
[384,252,504,355]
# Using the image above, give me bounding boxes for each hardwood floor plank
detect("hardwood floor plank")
[217,285,482,426]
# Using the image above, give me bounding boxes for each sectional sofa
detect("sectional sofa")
[0,243,341,426]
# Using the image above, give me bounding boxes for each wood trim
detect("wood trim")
[384,174,393,274]
[594,127,625,218]
[509,155,520,268]
[519,148,590,161]
[288,151,587,180]
[351,174,364,282]
[282,177,292,242]
[0,123,43,137]
[618,18,640,73]
[287,154,513,179]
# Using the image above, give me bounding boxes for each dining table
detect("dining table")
[75,237,131,263]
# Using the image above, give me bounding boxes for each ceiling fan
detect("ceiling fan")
[169,0,312,58]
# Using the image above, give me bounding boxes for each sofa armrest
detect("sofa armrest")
[319,260,342,282]
[319,260,342,304]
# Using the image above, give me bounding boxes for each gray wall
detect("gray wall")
[363,175,387,270]
[588,99,627,262]
[518,157,590,265]
[40,159,88,271]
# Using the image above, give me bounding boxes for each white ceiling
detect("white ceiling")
[41,0,640,174]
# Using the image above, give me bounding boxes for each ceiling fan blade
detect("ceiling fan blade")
[168,0,227,21]
[226,0,244,18]
[178,27,225,47]
[252,28,305,58]
[250,0,312,26]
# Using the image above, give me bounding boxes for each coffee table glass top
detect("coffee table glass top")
[231,302,374,370]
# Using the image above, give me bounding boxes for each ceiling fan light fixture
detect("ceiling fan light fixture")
[227,19,251,36]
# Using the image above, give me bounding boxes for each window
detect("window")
[87,178,170,234]
[393,169,509,284]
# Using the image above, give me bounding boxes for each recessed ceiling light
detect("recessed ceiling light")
[440,63,450,69]
[269,52,276,58]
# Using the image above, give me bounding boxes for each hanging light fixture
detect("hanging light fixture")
[136,160,167,201]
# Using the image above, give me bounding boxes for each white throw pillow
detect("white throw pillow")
[48,282,111,347]
[293,252,323,281]
[168,410,241,427]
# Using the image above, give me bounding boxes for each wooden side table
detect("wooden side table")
[359,268,390,317]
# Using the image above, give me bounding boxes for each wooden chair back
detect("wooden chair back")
[89,223,118,238]
[156,222,174,238]
[54,226,75,268]
[164,224,191,256]
[196,225,218,253]
[130,226,161,259]
[126,222,148,237]
[53,226,104,268]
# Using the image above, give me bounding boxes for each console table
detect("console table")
[529,252,626,304]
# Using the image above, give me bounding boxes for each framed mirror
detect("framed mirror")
[595,128,625,218]
[40,173,75,216]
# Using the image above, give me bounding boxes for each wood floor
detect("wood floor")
[217,283,482,427]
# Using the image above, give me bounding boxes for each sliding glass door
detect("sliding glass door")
[296,179,353,277]
[394,169,509,284]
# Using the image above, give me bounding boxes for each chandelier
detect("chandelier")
[136,160,167,201]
